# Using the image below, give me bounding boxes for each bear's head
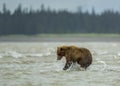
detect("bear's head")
[57,46,69,60]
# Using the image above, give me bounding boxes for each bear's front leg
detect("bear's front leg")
[63,61,72,70]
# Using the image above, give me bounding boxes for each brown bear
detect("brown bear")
[57,45,92,70]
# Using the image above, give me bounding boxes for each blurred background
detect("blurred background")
[0,0,120,41]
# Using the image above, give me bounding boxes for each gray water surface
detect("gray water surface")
[0,42,120,86]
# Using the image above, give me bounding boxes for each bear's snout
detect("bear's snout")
[57,56,62,60]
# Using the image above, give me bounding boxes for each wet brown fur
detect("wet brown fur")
[57,45,92,70]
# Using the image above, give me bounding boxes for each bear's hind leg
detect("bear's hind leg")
[77,60,87,70]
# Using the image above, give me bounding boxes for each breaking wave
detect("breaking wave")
[0,49,53,58]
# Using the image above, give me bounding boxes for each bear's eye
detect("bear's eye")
[60,48,64,51]
[57,53,62,56]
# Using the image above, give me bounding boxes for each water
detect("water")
[0,42,120,86]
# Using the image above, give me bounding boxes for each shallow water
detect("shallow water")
[0,42,120,86]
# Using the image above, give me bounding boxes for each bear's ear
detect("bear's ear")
[67,46,71,50]
[61,46,70,51]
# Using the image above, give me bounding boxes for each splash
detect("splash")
[97,60,107,71]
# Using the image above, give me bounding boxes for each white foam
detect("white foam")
[117,53,120,57]
[26,52,51,57]
[98,51,108,55]
[112,55,118,59]
[97,60,107,71]
[106,65,120,72]
[5,51,23,58]
[44,52,51,56]
[0,54,3,58]
[25,53,43,57]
